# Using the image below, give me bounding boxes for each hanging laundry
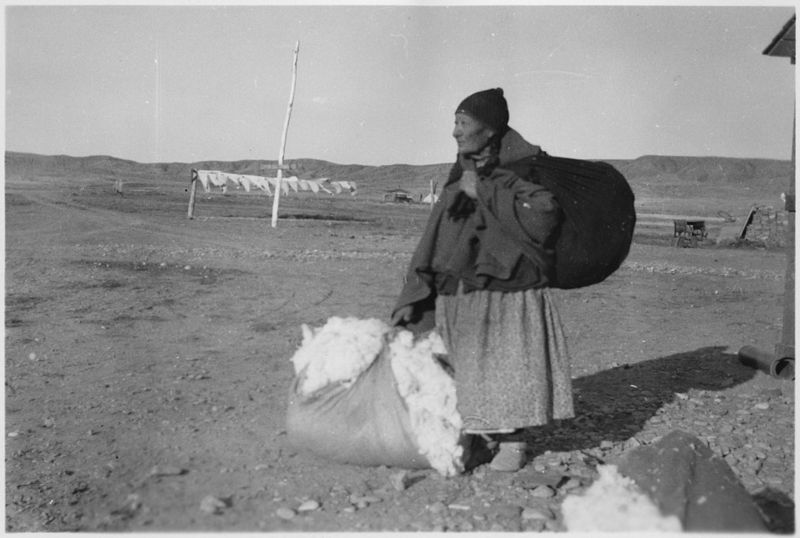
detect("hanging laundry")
[208,172,227,188]
[252,177,271,194]
[193,170,355,197]
[285,176,300,193]
[194,170,211,193]
[238,175,252,192]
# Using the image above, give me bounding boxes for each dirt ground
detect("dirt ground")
[4,176,795,532]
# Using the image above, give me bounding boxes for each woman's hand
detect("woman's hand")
[459,173,478,199]
[391,305,414,326]
[458,154,478,199]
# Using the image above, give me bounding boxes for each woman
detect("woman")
[391,88,574,472]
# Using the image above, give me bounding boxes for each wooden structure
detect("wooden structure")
[673,219,707,247]
[741,15,796,373]
[764,15,795,364]
[271,41,301,228]
[383,188,414,203]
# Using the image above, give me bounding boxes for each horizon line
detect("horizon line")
[4,149,794,167]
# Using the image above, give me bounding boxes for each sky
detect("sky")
[4,3,796,166]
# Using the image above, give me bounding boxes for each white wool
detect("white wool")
[561,464,683,532]
[388,329,464,477]
[290,316,390,395]
[289,316,464,477]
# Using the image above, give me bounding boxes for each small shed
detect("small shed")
[383,188,414,203]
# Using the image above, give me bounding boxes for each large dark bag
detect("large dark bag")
[508,154,636,289]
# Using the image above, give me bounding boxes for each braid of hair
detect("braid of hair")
[476,127,506,177]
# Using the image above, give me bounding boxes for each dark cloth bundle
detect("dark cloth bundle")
[506,154,636,289]
[393,129,635,334]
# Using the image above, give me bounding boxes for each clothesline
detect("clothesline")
[192,169,357,196]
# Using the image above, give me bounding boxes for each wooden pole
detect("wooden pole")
[271,40,300,228]
[187,169,198,219]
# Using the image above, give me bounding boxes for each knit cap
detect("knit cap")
[455,88,509,132]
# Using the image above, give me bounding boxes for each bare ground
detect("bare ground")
[4,177,794,532]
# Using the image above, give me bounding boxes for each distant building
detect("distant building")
[421,192,440,204]
[383,188,414,203]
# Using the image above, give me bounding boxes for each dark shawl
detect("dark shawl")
[392,128,562,331]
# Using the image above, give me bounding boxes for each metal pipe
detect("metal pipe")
[738,345,794,380]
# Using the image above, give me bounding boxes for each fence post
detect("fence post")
[187,169,198,219]
[271,40,300,228]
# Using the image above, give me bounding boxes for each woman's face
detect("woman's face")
[453,112,495,156]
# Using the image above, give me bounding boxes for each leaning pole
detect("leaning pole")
[271,40,300,228]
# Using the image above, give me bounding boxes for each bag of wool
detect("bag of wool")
[285,317,464,476]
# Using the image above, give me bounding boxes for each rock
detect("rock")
[530,485,555,498]
[428,501,447,514]
[545,518,563,531]
[349,494,381,506]
[615,430,768,533]
[754,402,770,410]
[524,519,546,532]
[522,506,554,520]
[111,493,142,518]
[149,465,188,478]
[560,477,583,492]
[512,470,565,489]
[390,471,410,491]
[297,500,320,512]
[200,495,229,515]
[764,476,784,486]
[275,507,296,520]
[600,440,614,450]
[624,437,642,450]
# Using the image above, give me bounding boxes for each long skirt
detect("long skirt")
[435,285,574,433]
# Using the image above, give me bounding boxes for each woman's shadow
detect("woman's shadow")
[529,345,758,453]
[520,345,794,533]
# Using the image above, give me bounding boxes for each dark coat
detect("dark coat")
[393,128,562,331]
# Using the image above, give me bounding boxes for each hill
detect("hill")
[5,151,791,202]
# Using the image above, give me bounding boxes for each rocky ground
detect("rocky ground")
[4,179,794,532]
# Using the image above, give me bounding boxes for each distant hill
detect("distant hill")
[609,155,791,186]
[5,151,792,201]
